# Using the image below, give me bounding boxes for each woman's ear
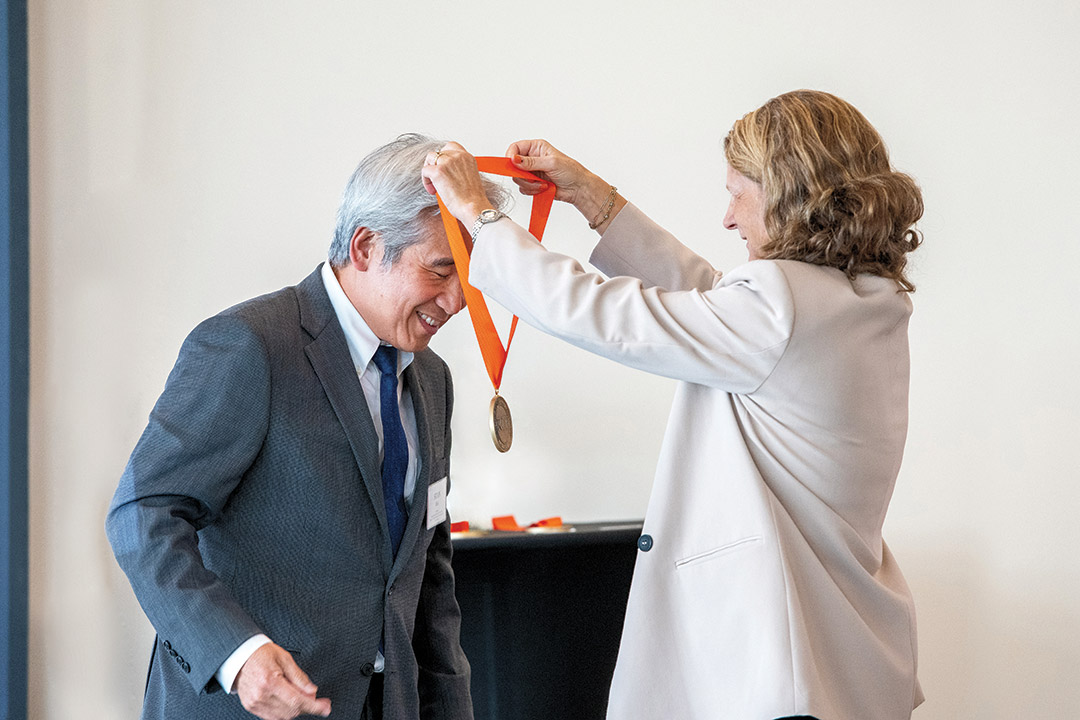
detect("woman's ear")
[349,227,378,271]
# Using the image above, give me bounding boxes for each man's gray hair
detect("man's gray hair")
[329,133,510,268]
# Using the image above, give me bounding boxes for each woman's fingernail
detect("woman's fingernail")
[513,154,524,165]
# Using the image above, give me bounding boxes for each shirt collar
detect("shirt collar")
[320,261,414,376]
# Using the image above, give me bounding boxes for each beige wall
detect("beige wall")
[27,1,1080,717]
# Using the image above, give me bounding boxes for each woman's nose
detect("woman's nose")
[723,203,736,231]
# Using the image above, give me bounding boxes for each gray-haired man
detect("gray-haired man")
[107,135,506,720]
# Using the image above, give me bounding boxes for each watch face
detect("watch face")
[480,209,500,223]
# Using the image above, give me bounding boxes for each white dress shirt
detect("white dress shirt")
[216,262,420,691]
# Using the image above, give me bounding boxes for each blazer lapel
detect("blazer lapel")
[296,267,393,572]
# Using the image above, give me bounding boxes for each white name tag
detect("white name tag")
[427,477,447,529]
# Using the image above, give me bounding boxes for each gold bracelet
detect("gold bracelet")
[588,185,618,230]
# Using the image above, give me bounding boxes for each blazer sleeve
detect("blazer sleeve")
[588,202,723,292]
[412,361,474,720]
[105,313,271,694]
[469,216,795,394]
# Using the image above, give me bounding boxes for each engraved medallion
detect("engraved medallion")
[489,394,513,453]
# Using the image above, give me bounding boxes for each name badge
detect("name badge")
[427,477,447,529]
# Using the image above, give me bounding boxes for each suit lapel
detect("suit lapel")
[296,267,394,572]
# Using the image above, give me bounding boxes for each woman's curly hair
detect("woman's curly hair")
[724,90,923,291]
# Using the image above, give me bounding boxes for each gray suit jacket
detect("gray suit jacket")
[107,266,472,720]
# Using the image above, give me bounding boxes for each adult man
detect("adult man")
[107,134,505,720]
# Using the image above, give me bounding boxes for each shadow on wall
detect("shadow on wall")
[909,544,1080,719]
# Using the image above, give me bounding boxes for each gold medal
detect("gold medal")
[488,393,513,453]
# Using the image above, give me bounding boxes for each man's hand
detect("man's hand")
[233,643,331,720]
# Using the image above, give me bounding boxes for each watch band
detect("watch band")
[470,209,506,243]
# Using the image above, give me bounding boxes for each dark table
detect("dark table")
[451,521,643,720]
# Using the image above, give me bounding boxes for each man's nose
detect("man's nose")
[441,276,466,316]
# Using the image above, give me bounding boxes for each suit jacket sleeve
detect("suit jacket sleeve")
[413,360,473,720]
[106,313,271,694]
[468,205,795,393]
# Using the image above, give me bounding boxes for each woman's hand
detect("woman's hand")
[503,139,600,204]
[421,142,493,225]
[505,139,593,203]
[507,139,625,232]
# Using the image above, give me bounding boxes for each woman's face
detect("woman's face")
[723,167,769,261]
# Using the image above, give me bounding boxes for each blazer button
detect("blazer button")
[162,640,172,651]
[637,534,654,552]
[361,662,375,677]
[182,662,191,673]
[175,654,184,665]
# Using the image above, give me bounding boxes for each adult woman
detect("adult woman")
[423,90,924,720]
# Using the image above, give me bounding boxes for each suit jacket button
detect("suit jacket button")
[361,662,375,677]
[637,534,653,552]
[175,654,184,664]
[162,640,172,651]
[182,662,191,673]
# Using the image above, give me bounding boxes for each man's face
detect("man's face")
[362,219,464,353]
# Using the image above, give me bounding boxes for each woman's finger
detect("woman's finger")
[511,177,546,196]
[420,164,439,195]
[511,152,562,175]
[506,139,551,159]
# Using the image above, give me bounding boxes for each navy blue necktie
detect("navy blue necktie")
[373,345,409,559]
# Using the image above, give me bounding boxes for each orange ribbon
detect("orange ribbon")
[435,157,556,391]
[491,515,563,532]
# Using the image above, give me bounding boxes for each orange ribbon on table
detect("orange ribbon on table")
[434,157,555,391]
[491,515,563,532]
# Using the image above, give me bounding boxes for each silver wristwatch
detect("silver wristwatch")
[470,208,507,242]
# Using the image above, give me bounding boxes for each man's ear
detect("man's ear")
[349,227,379,271]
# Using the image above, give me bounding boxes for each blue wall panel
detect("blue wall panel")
[1,0,28,717]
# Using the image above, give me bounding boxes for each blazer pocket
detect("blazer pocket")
[674,535,762,569]
[275,642,307,666]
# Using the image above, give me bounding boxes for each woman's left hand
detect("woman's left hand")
[421,142,492,225]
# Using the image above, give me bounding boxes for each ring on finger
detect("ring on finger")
[434,150,443,163]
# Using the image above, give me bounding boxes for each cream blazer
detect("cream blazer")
[469,203,923,720]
